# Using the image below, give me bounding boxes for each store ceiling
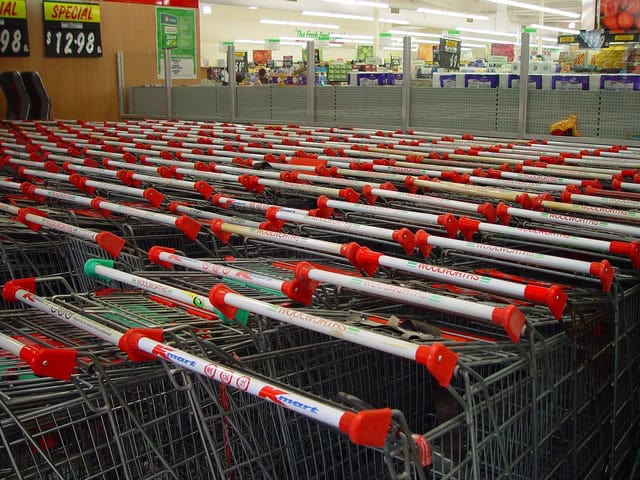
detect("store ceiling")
[203,0,584,30]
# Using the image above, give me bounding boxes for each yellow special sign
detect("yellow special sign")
[0,0,27,19]
[43,2,100,23]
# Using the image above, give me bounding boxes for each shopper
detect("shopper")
[236,72,244,85]
[258,68,269,84]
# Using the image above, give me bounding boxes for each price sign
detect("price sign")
[234,51,248,75]
[0,0,29,56]
[438,37,461,70]
[43,1,102,57]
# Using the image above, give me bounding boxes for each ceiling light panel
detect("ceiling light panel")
[529,23,580,34]
[260,19,340,29]
[416,8,489,21]
[302,11,373,21]
[320,0,389,8]
[455,27,518,37]
[389,29,440,38]
[484,0,580,19]
[331,34,374,40]
[380,18,410,24]
[302,11,409,25]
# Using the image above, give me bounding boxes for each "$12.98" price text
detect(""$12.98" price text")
[45,29,101,56]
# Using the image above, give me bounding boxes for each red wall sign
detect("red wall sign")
[491,43,515,62]
[102,0,199,8]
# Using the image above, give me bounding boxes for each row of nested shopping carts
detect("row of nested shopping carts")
[0,118,638,480]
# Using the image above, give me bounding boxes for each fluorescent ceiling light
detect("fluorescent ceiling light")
[379,18,410,25]
[541,36,556,42]
[391,37,438,45]
[280,37,340,44]
[529,24,580,34]
[331,34,374,40]
[248,6,258,10]
[260,19,339,29]
[303,11,372,21]
[389,29,440,38]
[460,35,513,43]
[234,39,264,44]
[455,27,518,37]
[202,5,212,15]
[484,1,579,19]
[321,0,389,8]
[416,8,489,21]
[337,39,374,44]
[303,11,409,24]
[462,42,489,48]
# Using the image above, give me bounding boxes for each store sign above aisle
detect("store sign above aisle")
[0,0,29,56]
[266,39,280,51]
[296,29,331,40]
[43,1,102,57]
[219,41,233,53]
[379,33,391,47]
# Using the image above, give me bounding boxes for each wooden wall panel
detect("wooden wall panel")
[0,0,204,121]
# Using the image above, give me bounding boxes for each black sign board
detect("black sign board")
[438,37,461,70]
[43,1,102,57]
[603,32,639,46]
[234,51,248,75]
[0,0,29,56]
[555,30,640,48]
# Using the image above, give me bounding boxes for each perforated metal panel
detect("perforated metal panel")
[335,87,402,128]
[216,87,231,119]
[236,87,271,122]
[172,86,216,120]
[526,91,600,137]
[128,87,167,117]
[315,87,336,124]
[410,88,500,131]
[409,88,429,128]
[126,85,640,142]
[598,92,640,139]
[496,89,519,134]
[272,87,307,122]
